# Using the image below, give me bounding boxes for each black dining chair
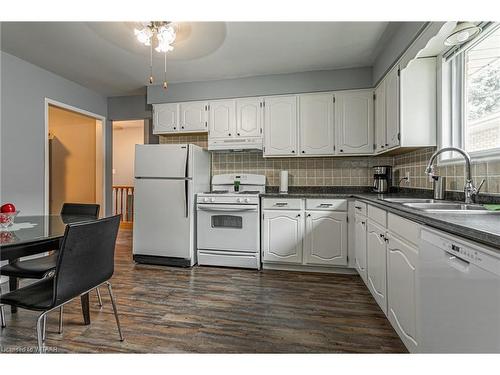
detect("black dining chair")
[0,215,123,353]
[0,203,102,306]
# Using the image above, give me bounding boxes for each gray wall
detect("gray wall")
[372,22,428,85]
[108,94,152,120]
[0,51,110,215]
[147,67,373,104]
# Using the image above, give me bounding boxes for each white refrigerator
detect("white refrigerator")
[132,144,210,267]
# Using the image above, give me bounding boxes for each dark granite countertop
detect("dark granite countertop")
[261,188,500,251]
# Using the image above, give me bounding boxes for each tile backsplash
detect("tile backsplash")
[393,147,500,194]
[159,135,500,194]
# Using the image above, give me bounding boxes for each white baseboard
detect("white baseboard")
[262,263,358,275]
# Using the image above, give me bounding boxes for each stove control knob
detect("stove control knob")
[245,198,250,203]
[210,197,215,202]
[203,197,209,202]
[236,198,242,203]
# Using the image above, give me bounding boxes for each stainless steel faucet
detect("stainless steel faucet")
[425,147,485,204]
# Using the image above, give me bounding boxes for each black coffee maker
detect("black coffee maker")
[372,166,392,193]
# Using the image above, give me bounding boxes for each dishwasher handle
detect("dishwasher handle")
[445,250,470,272]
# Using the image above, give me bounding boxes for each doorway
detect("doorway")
[46,103,105,215]
[112,120,144,228]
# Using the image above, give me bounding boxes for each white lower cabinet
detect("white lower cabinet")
[262,210,303,263]
[262,198,348,268]
[387,234,418,352]
[366,220,388,314]
[304,211,347,266]
[354,214,368,284]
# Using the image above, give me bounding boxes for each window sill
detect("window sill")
[437,148,500,166]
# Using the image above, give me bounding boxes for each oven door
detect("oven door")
[197,204,259,253]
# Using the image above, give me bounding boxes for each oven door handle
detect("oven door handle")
[197,205,258,212]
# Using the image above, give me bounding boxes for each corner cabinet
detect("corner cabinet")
[335,90,374,155]
[374,57,437,154]
[263,96,298,156]
[303,211,347,266]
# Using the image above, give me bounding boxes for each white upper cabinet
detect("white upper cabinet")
[179,101,208,132]
[262,209,303,264]
[236,97,263,138]
[298,93,335,156]
[153,103,178,134]
[374,81,387,152]
[209,99,236,139]
[263,96,298,156]
[303,211,347,266]
[374,57,437,154]
[335,90,374,154]
[385,66,400,149]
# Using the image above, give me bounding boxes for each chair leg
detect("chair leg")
[58,306,64,334]
[96,287,103,308]
[0,305,6,328]
[105,282,124,341]
[42,314,47,342]
[36,313,46,353]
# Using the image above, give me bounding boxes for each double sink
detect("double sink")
[380,198,497,214]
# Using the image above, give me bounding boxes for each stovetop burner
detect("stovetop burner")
[202,190,260,195]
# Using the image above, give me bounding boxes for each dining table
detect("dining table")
[0,214,98,324]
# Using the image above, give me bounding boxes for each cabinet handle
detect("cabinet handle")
[385,143,389,146]
[361,221,365,225]
[228,133,232,136]
[274,203,288,207]
[301,151,305,154]
[381,145,385,148]
[237,133,241,136]
[181,125,184,129]
[173,127,176,130]
[291,150,295,153]
[307,214,311,217]
[379,233,384,238]
[296,214,301,218]
[340,149,344,152]
[355,206,362,210]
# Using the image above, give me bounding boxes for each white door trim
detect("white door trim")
[44,98,107,216]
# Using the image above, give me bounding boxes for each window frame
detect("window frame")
[439,22,500,165]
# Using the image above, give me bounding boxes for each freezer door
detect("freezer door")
[134,144,189,178]
[133,178,191,259]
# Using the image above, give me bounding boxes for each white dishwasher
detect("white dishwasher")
[418,228,500,353]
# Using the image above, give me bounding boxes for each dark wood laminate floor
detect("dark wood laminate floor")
[0,229,406,353]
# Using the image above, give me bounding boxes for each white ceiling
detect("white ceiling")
[1,22,389,96]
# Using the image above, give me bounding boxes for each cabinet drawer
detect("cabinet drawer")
[353,200,367,216]
[387,213,420,247]
[262,198,303,210]
[368,205,387,227]
[305,199,347,211]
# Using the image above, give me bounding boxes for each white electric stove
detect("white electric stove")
[196,174,266,269]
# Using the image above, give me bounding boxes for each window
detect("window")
[441,23,500,162]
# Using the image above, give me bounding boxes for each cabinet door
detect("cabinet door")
[387,235,418,352]
[209,99,236,139]
[236,97,262,137]
[385,66,400,149]
[367,220,388,314]
[153,103,178,134]
[298,93,335,156]
[354,214,368,283]
[262,210,303,263]
[304,211,347,266]
[335,91,374,154]
[263,96,298,156]
[180,101,208,132]
[374,81,387,152]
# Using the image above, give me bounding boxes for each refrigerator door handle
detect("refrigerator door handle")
[184,179,189,218]
[184,145,189,179]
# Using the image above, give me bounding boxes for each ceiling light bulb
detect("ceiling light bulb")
[134,28,152,46]
[445,22,482,46]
